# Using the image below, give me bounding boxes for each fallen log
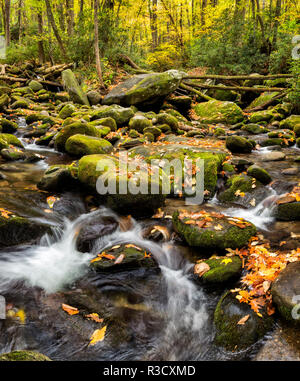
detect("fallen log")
[183,82,286,93]
[179,83,214,102]
[0,75,63,89]
[183,74,293,81]
[244,91,288,112]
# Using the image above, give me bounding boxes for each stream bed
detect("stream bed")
[0,117,300,361]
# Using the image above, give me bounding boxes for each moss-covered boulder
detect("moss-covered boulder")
[129,115,152,132]
[1,147,26,161]
[173,211,256,250]
[0,118,18,133]
[28,80,43,92]
[271,261,300,324]
[132,144,227,197]
[275,202,300,221]
[58,103,76,119]
[247,165,272,185]
[0,86,11,96]
[279,115,300,130]
[248,92,280,109]
[0,350,51,361]
[268,130,295,139]
[0,133,23,148]
[37,164,78,192]
[65,134,113,157]
[103,70,184,108]
[167,95,192,112]
[91,105,134,126]
[260,137,293,147]
[87,90,102,105]
[90,244,157,272]
[25,113,55,126]
[218,174,265,204]
[94,117,117,131]
[241,123,268,134]
[154,113,179,131]
[214,291,273,350]
[77,154,166,217]
[55,92,70,103]
[61,69,90,106]
[0,214,48,247]
[0,94,9,111]
[226,135,253,153]
[294,124,300,138]
[199,256,242,283]
[143,126,161,138]
[194,100,244,125]
[55,121,102,151]
[249,110,274,123]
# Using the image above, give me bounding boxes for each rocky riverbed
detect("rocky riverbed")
[0,68,299,361]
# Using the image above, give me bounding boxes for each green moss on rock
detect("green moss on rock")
[275,202,300,221]
[214,291,273,350]
[194,100,244,125]
[55,121,102,151]
[0,350,51,361]
[226,135,253,153]
[201,256,242,283]
[65,134,113,157]
[247,165,272,185]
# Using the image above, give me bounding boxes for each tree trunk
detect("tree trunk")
[149,0,158,50]
[4,0,10,47]
[272,0,281,49]
[37,12,45,64]
[66,0,74,35]
[94,0,104,87]
[18,0,22,42]
[44,0,69,61]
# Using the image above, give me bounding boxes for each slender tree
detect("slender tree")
[44,0,69,61]
[94,0,104,87]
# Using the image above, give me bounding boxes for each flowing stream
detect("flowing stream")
[0,125,300,360]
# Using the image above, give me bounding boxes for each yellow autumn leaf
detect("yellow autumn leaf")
[15,309,26,324]
[221,258,232,265]
[89,326,107,346]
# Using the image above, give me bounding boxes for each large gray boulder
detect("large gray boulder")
[102,70,185,108]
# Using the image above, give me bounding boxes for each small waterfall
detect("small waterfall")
[226,187,278,230]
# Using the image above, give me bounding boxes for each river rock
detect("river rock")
[279,115,300,130]
[77,154,166,217]
[0,214,48,248]
[194,100,244,125]
[103,70,184,108]
[54,121,102,151]
[61,69,90,106]
[226,135,253,153]
[282,167,298,175]
[58,103,76,119]
[65,134,113,157]
[249,109,274,123]
[214,291,273,350]
[167,95,192,113]
[0,94,9,111]
[129,115,152,132]
[29,80,44,92]
[77,215,119,253]
[0,118,18,133]
[247,165,272,185]
[260,151,286,162]
[0,350,51,361]
[154,112,179,132]
[241,123,268,134]
[0,147,26,161]
[91,105,134,127]
[172,211,256,250]
[198,256,242,284]
[248,92,280,109]
[37,164,78,192]
[87,90,102,105]
[275,202,300,221]
[0,133,23,148]
[90,243,157,272]
[271,262,300,324]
